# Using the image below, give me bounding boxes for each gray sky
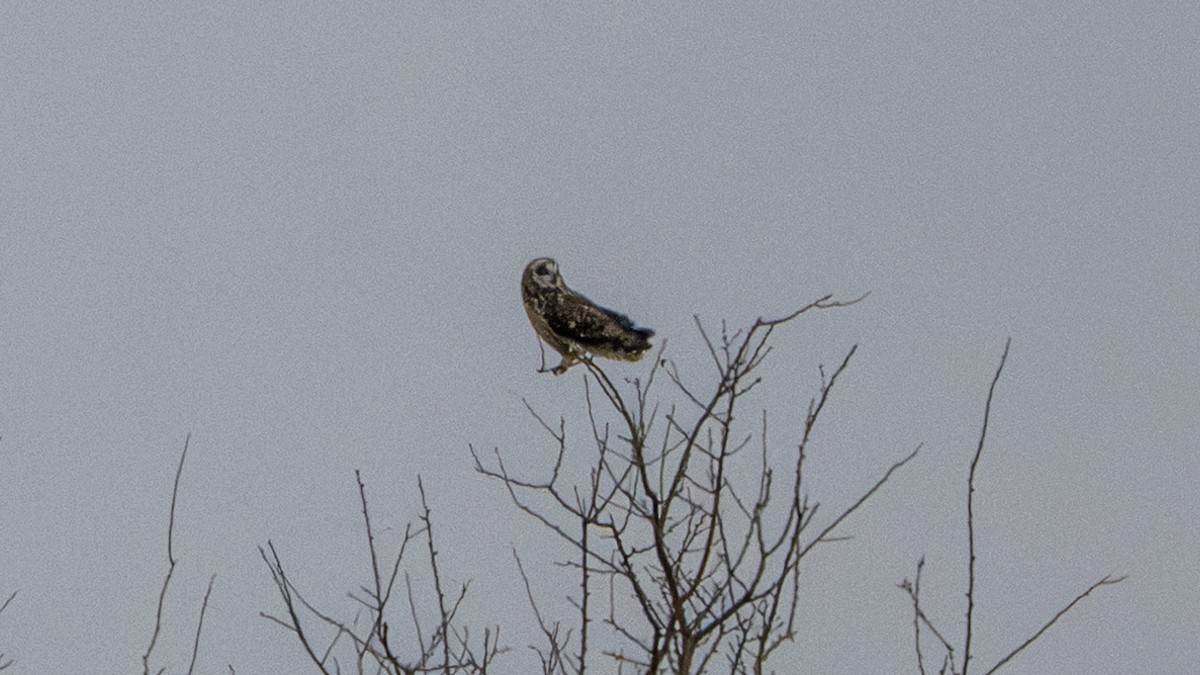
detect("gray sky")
[2,2,1197,673]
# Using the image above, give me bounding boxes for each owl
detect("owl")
[521,258,655,375]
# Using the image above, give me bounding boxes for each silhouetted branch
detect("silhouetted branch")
[902,338,1124,674]
[259,541,332,674]
[515,550,572,675]
[983,574,1126,674]
[0,590,14,670]
[262,474,504,673]
[899,558,957,675]
[798,444,922,560]
[188,574,217,675]
[143,434,189,675]
[356,469,415,672]
[964,338,1011,675]
[142,434,215,675]
[417,477,455,672]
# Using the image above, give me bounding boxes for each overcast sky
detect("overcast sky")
[2,2,1197,673]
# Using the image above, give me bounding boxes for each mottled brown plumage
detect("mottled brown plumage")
[521,258,654,375]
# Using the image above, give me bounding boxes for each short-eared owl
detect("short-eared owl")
[521,258,655,375]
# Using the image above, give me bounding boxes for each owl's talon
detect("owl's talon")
[552,358,574,375]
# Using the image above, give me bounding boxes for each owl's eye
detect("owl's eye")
[537,264,550,275]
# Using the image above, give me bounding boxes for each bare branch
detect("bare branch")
[899,558,957,675]
[964,338,1011,675]
[418,477,453,673]
[515,549,572,675]
[755,292,870,328]
[0,590,14,671]
[143,433,190,675]
[797,444,921,560]
[187,574,217,675]
[259,542,332,674]
[983,575,1126,674]
[354,470,415,672]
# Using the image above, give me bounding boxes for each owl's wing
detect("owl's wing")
[546,293,654,355]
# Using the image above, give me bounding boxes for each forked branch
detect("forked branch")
[260,474,504,674]
[142,434,216,675]
[904,339,1124,674]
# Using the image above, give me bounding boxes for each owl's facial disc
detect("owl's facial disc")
[533,259,560,287]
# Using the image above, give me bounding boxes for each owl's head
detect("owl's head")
[524,257,564,291]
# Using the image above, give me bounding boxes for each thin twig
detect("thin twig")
[984,574,1126,674]
[906,559,927,675]
[143,433,191,675]
[356,470,412,671]
[187,574,217,675]
[756,291,870,327]
[0,590,13,671]
[417,477,453,673]
[797,444,921,559]
[259,542,332,674]
[899,558,958,675]
[964,339,1011,675]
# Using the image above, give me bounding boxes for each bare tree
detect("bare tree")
[140,306,1121,674]
[474,295,922,673]
[260,472,505,674]
[898,340,1125,675]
